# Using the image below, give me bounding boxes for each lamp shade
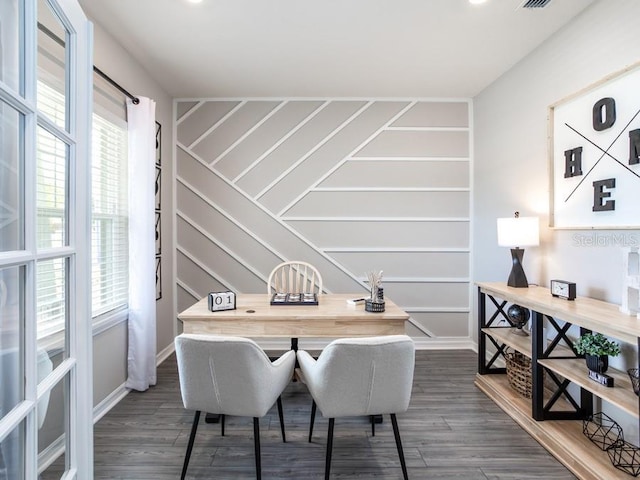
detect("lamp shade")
[497,217,539,248]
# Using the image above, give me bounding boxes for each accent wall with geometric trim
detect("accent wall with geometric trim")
[174,98,472,343]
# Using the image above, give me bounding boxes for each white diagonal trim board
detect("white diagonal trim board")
[176,100,204,125]
[176,209,269,285]
[255,101,374,202]
[276,100,416,217]
[176,278,202,301]
[408,319,434,337]
[176,245,242,294]
[176,176,288,265]
[187,100,246,150]
[211,100,288,167]
[233,101,330,183]
[176,145,366,291]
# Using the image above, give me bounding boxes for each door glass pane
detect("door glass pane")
[0,266,25,421]
[0,419,25,480]
[38,371,67,479]
[37,127,67,249]
[37,0,67,131]
[0,102,24,252]
[36,258,66,359]
[0,0,21,93]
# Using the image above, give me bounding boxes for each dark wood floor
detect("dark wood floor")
[43,350,576,479]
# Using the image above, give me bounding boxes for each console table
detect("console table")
[476,282,640,480]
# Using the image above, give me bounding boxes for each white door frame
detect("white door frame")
[0,0,93,478]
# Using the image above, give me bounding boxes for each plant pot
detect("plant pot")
[586,354,608,374]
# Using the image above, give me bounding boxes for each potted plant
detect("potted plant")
[574,332,621,373]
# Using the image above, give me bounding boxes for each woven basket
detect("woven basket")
[505,348,533,398]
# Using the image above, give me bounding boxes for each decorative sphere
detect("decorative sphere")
[507,304,530,329]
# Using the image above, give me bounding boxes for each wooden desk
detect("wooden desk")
[178,293,409,338]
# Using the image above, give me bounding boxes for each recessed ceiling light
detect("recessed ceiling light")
[469,0,488,4]
[186,0,203,4]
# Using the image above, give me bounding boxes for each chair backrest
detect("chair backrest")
[267,261,323,295]
[308,335,415,418]
[174,334,293,417]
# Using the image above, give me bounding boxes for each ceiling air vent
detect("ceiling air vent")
[519,0,552,8]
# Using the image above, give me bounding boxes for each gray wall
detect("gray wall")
[474,0,640,438]
[175,99,472,346]
[87,19,175,404]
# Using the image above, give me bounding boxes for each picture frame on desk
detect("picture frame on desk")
[270,292,318,306]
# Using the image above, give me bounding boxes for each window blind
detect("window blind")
[91,113,128,318]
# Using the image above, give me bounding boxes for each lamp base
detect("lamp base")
[507,248,529,288]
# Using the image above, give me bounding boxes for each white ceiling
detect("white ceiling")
[78,0,595,99]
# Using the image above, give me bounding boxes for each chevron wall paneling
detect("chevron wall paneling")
[175,99,472,342]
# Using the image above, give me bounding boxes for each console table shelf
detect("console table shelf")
[539,358,638,418]
[476,282,640,480]
[475,373,630,480]
[481,327,532,356]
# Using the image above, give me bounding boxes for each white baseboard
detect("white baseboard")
[157,341,175,365]
[414,337,478,351]
[38,435,65,475]
[93,343,176,426]
[93,382,129,424]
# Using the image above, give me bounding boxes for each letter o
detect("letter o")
[593,97,616,131]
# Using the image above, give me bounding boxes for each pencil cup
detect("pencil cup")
[365,299,385,312]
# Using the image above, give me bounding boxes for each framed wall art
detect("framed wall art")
[549,62,640,229]
[155,121,162,300]
[155,166,161,211]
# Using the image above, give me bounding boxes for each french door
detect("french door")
[0,0,93,478]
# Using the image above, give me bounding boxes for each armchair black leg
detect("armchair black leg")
[390,413,408,480]
[221,414,225,436]
[253,417,262,480]
[181,410,201,480]
[370,415,375,436]
[309,400,317,442]
[277,396,286,442]
[325,418,335,480]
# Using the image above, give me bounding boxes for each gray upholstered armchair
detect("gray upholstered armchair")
[297,335,415,480]
[175,333,296,480]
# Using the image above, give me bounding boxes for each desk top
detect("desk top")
[178,293,409,338]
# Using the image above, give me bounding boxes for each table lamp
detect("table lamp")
[497,212,539,288]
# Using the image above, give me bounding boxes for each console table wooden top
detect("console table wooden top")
[477,282,640,345]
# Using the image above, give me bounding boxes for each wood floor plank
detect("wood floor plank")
[42,350,577,479]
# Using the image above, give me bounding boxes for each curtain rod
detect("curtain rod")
[37,22,140,105]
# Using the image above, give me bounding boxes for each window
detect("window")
[91,112,128,318]
[36,80,128,340]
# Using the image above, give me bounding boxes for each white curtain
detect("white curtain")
[125,97,157,391]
